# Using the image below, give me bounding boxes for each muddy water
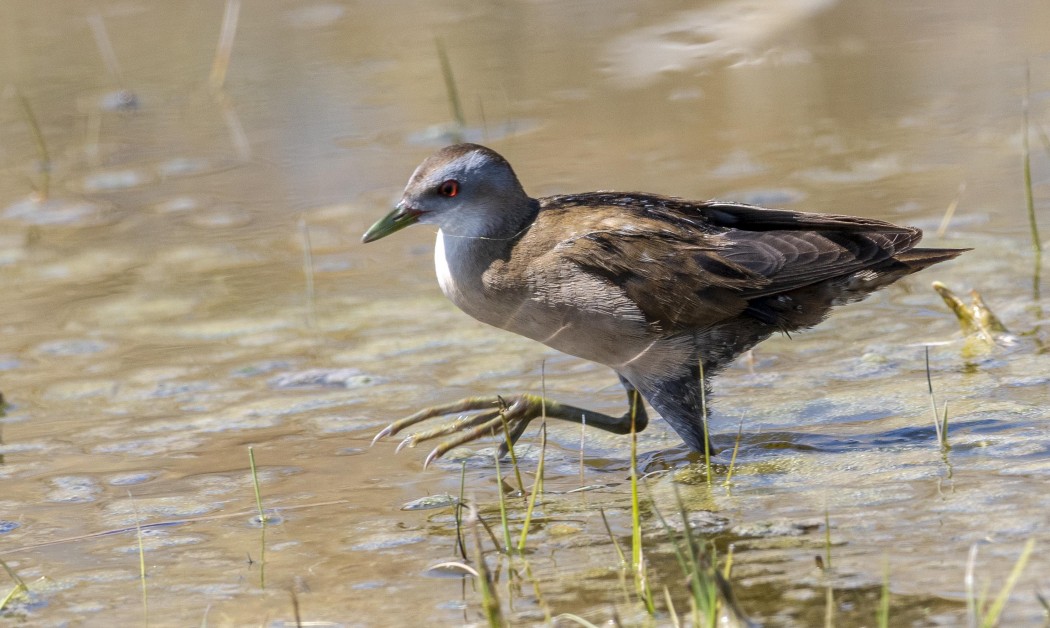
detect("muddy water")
[2,0,1049,625]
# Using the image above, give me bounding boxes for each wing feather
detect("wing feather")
[540,195,923,331]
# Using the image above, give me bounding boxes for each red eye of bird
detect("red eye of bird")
[438,179,459,197]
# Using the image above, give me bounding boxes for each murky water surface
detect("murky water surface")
[2,0,1049,625]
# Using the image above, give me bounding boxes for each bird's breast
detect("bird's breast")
[433,229,510,323]
[433,229,672,370]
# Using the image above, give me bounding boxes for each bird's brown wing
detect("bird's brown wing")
[545,196,924,331]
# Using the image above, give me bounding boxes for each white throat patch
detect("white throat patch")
[434,229,457,298]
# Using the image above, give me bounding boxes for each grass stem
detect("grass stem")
[1023,61,1043,256]
[981,538,1036,627]
[129,492,149,626]
[18,95,50,200]
[455,461,468,560]
[469,506,504,627]
[699,360,712,486]
[925,347,949,450]
[877,558,890,628]
[0,560,28,612]
[516,423,546,552]
[493,452,513,554]
[436,38,466,140]
[723,420,744,488]
[210,0,241,92]
[248,447,267,588]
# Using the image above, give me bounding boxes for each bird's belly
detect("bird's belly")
[481,295,658,369]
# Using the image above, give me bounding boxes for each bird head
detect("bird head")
[362,143,532,243]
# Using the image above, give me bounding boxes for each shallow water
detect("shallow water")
[2,0,1049,625]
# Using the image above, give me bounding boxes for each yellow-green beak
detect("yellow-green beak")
[361,204,421,243]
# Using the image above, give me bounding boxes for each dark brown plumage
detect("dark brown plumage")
[363,143,967,464]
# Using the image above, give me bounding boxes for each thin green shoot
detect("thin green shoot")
[469,506,503,627]
[579,413,587,492]
[516,423,546,552]
[0,586,22,613]
[248,447,266,522]
[980,538,1036,627]
[650,483,708,620]
[936,182,966,238]
[129,491,149,626]
[474,511,502,552]
[435,38,466,140]
[823,507,834,628]
[1035,590,1049,616]
[823,507,833,570]
[629,391,642,571]
[925,347,949,450]
[493,452,513,554]
[248,446,267,589]
[654,482,730,626]
[18,94,50,200]
[1023,61,1043,256]
[598,507,627,567]
[664,586,682,628]
[455,461,468,560]
[823,576,835,627]
[628,392,655,614]
[210,0,241,92]
[723,420,744,488]
[646,487,689,584]
[517,553,552,623]
[941,400,950,449]
[699,359,712,486]
[497,405,526,496]
[215,90,252,161]
[0,559,28,611]
[722,544,734,580]
[877,558,890,628]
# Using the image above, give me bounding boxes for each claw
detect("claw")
[371,425,394,446]
[423,448,441,469]
[395,436,416,453]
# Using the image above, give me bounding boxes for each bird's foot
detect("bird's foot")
[371,394,548,467]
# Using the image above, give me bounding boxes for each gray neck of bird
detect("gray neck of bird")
[439,197,539,242]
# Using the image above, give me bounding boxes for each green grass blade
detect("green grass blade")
[982,538,1036,627]
[517,423,546,552]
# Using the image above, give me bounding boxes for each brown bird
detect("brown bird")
[363,143,967,466]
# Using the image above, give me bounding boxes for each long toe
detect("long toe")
[423,414,513,468]
[394,409,503,452]
[371,396,505,442]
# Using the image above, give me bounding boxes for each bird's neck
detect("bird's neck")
[433,198,538,322]
[434,226,509,295]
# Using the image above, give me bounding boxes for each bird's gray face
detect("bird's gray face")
[362,145,527,243]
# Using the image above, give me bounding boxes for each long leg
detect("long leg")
[627,365,714,454]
